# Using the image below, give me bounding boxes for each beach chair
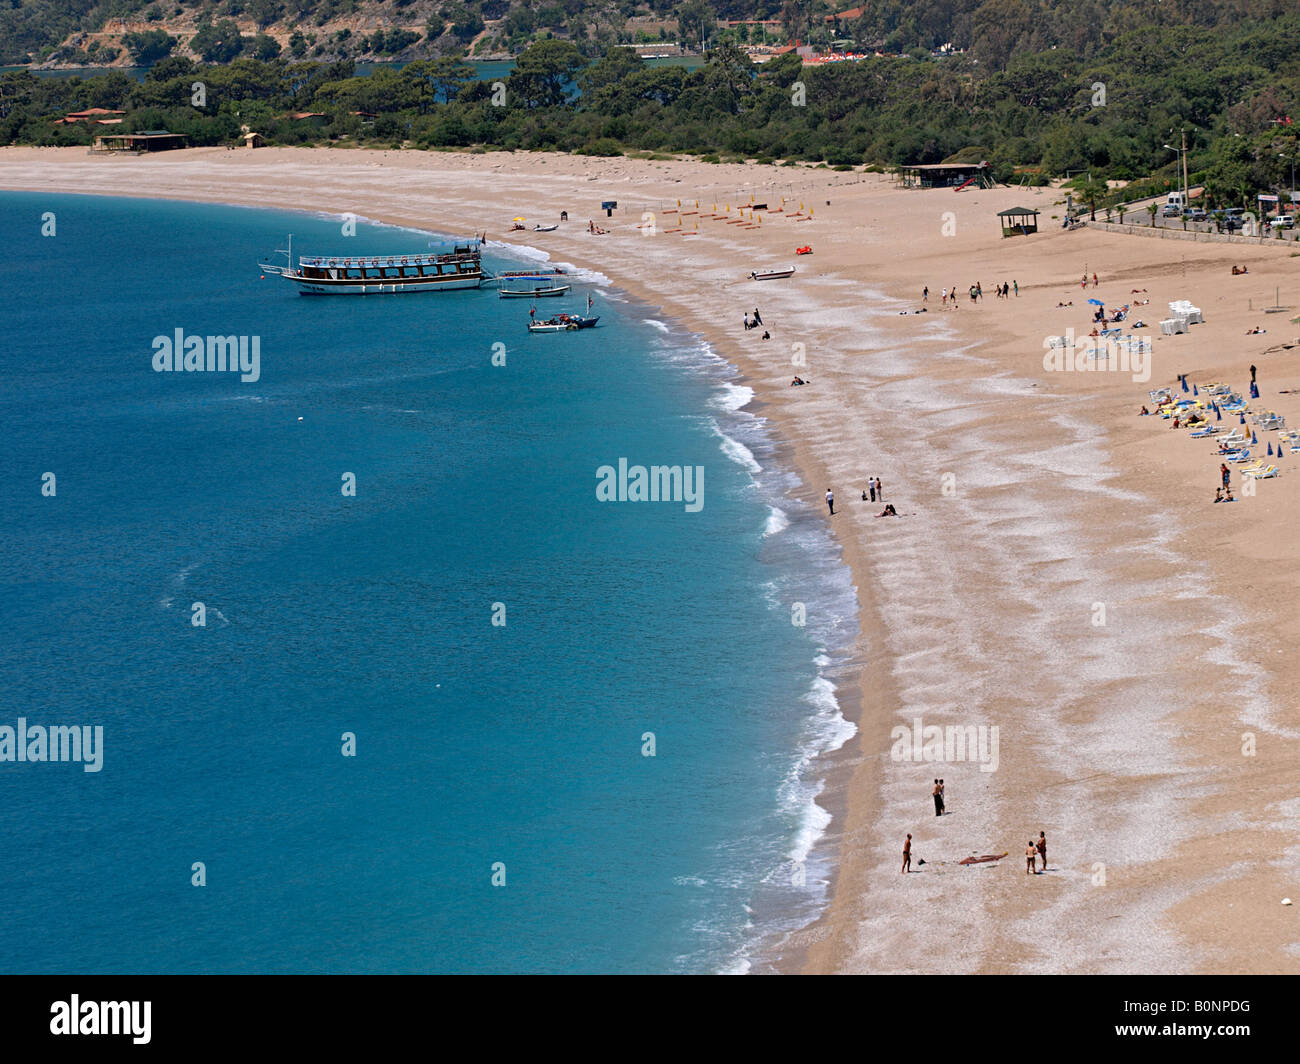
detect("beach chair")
[1244,465,1279,479]
[1229,450,1253,462]
[1188,427,1218,437]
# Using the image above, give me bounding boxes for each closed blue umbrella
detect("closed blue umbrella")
[1216,404,1222,420]
[1268,441,1274,455]
[1252,431,1258,444]
[1240,413,1247,424]
[1182,376,1189,392]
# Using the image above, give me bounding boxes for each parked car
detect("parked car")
[1184,207,1207,221]
[1270,214,1295,229]
[1223,216,1246,231]
[1161,204,1181,217]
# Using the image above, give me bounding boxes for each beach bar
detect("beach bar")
[899,161,992,189]
[91,130,188,154]
[997,206,1040,237]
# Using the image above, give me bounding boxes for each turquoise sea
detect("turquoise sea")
[0,192,855,973]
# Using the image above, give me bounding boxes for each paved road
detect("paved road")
[1078,200,1299,242]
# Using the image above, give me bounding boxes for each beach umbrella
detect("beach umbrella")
[1216,405,1222,420]
[1181,377,1189,392]
[1087,298,1104,305]
[1252,431,1259,444]
[1240,413,1247,424]
[1268,441,1274,455]
[1250,382,1260,398]
[1193,384,1199,396]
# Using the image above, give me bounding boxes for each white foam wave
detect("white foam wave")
[763,507,791,538]
[711,381,754,413]
[716,428,762,474]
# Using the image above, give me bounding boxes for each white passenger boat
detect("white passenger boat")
[260,235,486,295]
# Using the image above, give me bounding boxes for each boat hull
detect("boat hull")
[499,286,570,299]
[290,275,484,295]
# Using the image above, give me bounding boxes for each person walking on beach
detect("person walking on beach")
[874,476,883,500]
[753,307,763,326]
[826,489,835,516]
[1014,279,1019,297]
[941,287,947,305]
[1037,832,1047,871]
[932,779,943,816]
[976,281,983,301]
[1221,463,1231,489]
[922,286,928,302]
[902,833,912,873]
[1250,363,1257,383]
[1092,272,1099,287]
[868,478,876,502]
[1026,840,1037,874]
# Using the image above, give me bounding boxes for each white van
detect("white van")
[1162,191,1186,217]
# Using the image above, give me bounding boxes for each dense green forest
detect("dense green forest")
[3,0,1298,68]
[3,9,1300,210]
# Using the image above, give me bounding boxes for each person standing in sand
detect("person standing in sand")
[869,479,876,502]
[932,779,943,816]
[1026,840,1037,874]
[1250,363,1257,383]
[922,286,928,302]
[1221,463,1230,489]
[941,287,947,305]
[938,778,945,813]
[1037,832,1047,871]
[1014,279,1019,297]
[875,476,883,500]
[826,489,835,516]
[902,833,912,873]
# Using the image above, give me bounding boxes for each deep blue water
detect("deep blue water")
[0,192,854,973]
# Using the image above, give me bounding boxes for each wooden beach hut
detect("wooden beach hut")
[997,206,1040,237]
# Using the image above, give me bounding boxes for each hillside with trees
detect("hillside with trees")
[2,2,1299,214]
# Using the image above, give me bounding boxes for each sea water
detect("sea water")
[0,192,855,973]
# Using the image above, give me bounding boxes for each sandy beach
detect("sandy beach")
[5,144,1298,974]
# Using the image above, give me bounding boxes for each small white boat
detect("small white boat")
[528,317,579,333]
[750,266,796,280]
[533,224,559,232]
[499,285,570,299]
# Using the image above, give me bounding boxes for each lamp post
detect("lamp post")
[1163,137,1188,221]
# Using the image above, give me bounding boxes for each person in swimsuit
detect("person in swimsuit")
[1036,832,1047,871]
[938,779,945,814]
[1026,841,1037,874]
[932,780,943,816]
[902,833,912,874]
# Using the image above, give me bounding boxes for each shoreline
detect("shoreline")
[5,146,1299,973]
